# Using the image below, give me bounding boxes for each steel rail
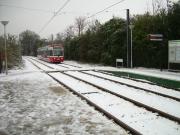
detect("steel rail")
[29,57,55,69]
[28,58,180,123]
[47,73,142,135]
[56,64,70,69]
[59,64,180,91]
[41,60,180,91]
[62,71,180,124]
[26,58,43,70]
[29,58,180,101]
[80,71,180,102]
[27,58,141,135]
[96,70,180,91]
[61,63,82,68]
[46,69,92,73]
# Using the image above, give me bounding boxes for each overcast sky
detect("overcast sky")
[0,0,178,39]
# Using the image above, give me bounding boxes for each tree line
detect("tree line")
[63,0,180,68]
[0,0,179,71]
[0,35,21,72]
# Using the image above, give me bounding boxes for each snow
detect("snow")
[2,56,179,134]
[0,58,40,78]
[65,71,180,118]
[49,72,180,135]
[30,57,68,70]
[0,58,128,135]
[63,60,180,82]
[28,57,180,82]
[115,68,180,82]
[83,71,180,99]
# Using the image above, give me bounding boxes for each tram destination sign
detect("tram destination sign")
[148,34,163,41]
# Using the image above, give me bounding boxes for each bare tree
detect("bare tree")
[55,33,64,43]
[87,19,101,33]
[152,0,166,15]
[75,16,86,36]
[65,25,75,39]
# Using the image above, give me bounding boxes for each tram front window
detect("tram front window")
[53,48,63,56]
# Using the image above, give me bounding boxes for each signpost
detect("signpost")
[116,59,123,68]
[147,34,163,41]
[148,34,163,71]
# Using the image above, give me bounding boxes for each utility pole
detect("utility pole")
[52,34,54,56]
[1,21,9,75]
[129,24,134,68]
[126,9,130,68]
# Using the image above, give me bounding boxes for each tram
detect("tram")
[37,44,64,63]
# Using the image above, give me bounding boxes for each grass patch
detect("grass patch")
[49,86,67,95]
[103,71,180,90]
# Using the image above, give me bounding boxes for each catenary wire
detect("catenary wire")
[0,4,53,14]
[87,0,126,19]
[38,0,71,33]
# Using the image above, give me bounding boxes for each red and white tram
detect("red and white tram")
[37,44,64,63]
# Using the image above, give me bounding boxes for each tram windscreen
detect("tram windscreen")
[53,48,63,56]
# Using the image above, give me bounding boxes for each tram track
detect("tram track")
[63,71,180,123]
[62,62,180,92]
[51,62,180,102]
[61,63,82,68]
[80,71,180,102]
[26,58,140,135]
[26,57,180,135]
[47,73,140,135]
[96,70,180,91]
[28,57,55,69]
[28,58,180,121]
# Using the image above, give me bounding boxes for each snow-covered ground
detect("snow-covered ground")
[0,58,128,135]
[83,71,180,99]
[65,71,180,118]
[22,57,180,134]
[63,60,180,82]
[49,72,180,135]
[27,58,180,82]
[1,57,180,135]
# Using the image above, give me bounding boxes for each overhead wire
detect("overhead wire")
[38,0,71,33]
[87,0,126,19]
[0,4,90,16]
[1,0,126,34]
[0,4,53,14]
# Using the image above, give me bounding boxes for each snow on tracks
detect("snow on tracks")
[66,71,180,119]
[85,71,180,100]
[26,57,180,134]
[49,72,180,135]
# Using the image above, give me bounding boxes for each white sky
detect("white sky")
[0,0,178,39]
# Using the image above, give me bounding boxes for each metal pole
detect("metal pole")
[131,28,133,68]
[129,24,134,68]
[126,9,130,68]
[1,21,9,75]
[52,34,54,56]
[167,37,169,71]
[4,24,8,75]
